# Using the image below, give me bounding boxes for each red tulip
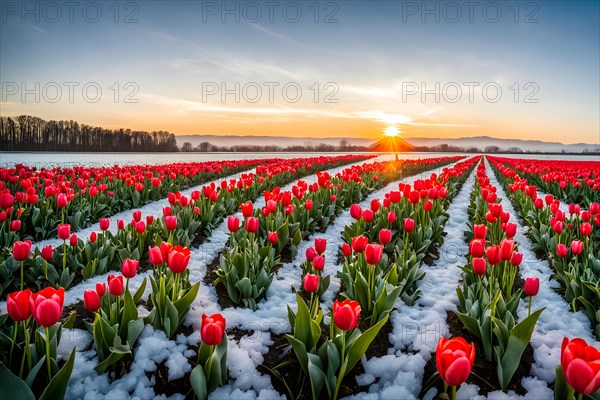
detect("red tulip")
[84,290,101,312]
[524,277,539,296]
[571,240,583,255]
[10,219,21,232]
[245,217,259,233]
[165,216,177,231]
[268,231,279,245]
[534,198,544,209]
[12,240,31,261]
[201,313,226,345]
[472,258,486,275]
[469,239,485,258]
[96,282,106,297]
[387,211,396,223]
[7,289,31,321]
[41,245,53,261]
[305,200,313,210]
[404,218,415,233]
[379,229,392,245]
[30,287,64,327]
[56,193,68,208]
[312,255,325,271]
[499,239,514,261]
[135,221,146,234]
[133,210,142,222]
[556,243,568,258]
[486,245,501,265]
[552,220,563,234]
[168,246,191,274]
[510,252,523,267]
[117,219,125,230]
[163,206,172,216]
[422,199,433,212]
[351,235,368,253]
[435,337,475,387]
[365,243,383,265]
[561,337,600,395]
[362,209,374,223]
[471,224,487,240]
[306,247,317,262]
[57,223,71,240]
[580,222,592,236]
[99,218,110,231]
[314,238,327,255]
[341,243,352,257]
[488,203,503,218]
[504,222,517,238]
[227,216,240,233]
[370,199,380,212]
[160,242,173,261]
[108,275,124,296]
[121,258,139,278]
[390,190,401,203]
[70,234,78,247]
[148,246,163,266]
[241,201,253,218]
[333,299,361,331]
[303,273,319,293]
[350,204,362,220]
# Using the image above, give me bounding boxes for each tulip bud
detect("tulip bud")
[350,204,362,220]
[108,275,124,296]
[314,238,327,255]
[121,258,139,278]
[41,245,53,261]
[472,258,486,275]
[69,234,78,247]
[510,251,523,267]
[556,243,568,258]
[341,243,352,257]
[57,223,71,240]
[165,215,177,231]
[524,277,539,296]
[201,313,226,345]
[306,247,317,262]
[245,217,259,233]
[312,255,325,271]
[96,282,106,297]
[351,235,368,253]
[303,273,319,293]
[267,231,279,245]
[227,216,240,233]
[403,218,415,233]
[84,290,101,312]
[473,224,487,239]
[387,211,396,223]
[365,243,383,265]
[99,218,110,231]
[571,240,583,255]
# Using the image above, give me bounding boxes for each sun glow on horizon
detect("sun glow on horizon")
[383,125,400,137]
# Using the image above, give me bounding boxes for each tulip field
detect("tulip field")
[1,154,599,400]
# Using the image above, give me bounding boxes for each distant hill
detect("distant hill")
[175,134,599,153]
[403,136,600,153]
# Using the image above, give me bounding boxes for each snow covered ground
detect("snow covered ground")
[342,164,477,400]
[484,159,599,393]
[59,157,460,399]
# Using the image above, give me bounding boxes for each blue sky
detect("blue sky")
[1,1,599,143]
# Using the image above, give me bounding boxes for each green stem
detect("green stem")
[451,385,457,400]
[45,327,52,380]
[332,330,346,400]
[10,321,18,364]
[62,241,67,272]
[528,296,532,316]
[20,261,24,291]
[44,260,48,280]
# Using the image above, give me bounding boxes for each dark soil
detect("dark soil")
[419,311,534,398]
[259,317,394,399]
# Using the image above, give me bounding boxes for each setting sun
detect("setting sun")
[384,125,400,137]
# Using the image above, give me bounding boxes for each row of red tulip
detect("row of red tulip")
[488,156,600,341]
[489,156,600,204]
[0,155,374,246]
[0,155,376,298]
[282,157,479,399]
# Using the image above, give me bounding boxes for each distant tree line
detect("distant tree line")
[0,115,179,152]
[180,140,370,153]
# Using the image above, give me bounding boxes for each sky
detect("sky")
[1,0,599,144]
